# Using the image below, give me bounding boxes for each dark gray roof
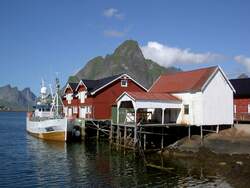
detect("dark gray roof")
[230,78,250,97]
[81,74,123,94]
[68,82,78,91]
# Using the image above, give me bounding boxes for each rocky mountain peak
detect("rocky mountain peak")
[74,40,181,88]
[113,40,144,61]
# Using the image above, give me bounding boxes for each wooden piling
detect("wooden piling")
[188,125,191,139]
[124,125,127,146]
[109,124,113,143]
[96,122,99,140]
[81,119,86,140]
[116,125,120,144]
[143,134,146,150]
[134,126,137,147]
[216,125,219,134]
[200,125,203,139]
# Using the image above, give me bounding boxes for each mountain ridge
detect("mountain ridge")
[74,40,181,88]
[0,85,36,111]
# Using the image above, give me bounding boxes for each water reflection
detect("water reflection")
[2,112,246,187]
[25,135,234,187]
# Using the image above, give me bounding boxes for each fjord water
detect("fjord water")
[0,112,235,187]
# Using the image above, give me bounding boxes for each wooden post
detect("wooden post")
[117,107,119,124]
[161,127,164,150]
[200,125,203,139]
[124,125,127,146]
[188,125,191,139]
[109,124,113,143]
[81,119,86,140]
[216,125,219,134]
[134,109,137,147]
[143,133,146,150]
[117,125,120,144]
[134,126,137,147]
[96,122,99,140]
[162,108,165,124]
[139,127,142,148]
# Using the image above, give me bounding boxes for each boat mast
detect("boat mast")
[55,78,60,117]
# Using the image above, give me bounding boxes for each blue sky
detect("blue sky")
[1,0,250,94]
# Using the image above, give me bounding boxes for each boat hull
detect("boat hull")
[27,130,66,141]
[26,118,71,141]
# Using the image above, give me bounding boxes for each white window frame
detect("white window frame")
[121,79,128,87]
[86,106,92,114]
[184,104,189,115]
[248,104,250,113]
[73,106,78,114]
[234,104,237,114]
[66,93,73,104]
[64,107,68,115]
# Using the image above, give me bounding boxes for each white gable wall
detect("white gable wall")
[202,70,234,125]
[173,92,203,125]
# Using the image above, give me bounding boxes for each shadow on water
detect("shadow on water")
[0,112,249,187]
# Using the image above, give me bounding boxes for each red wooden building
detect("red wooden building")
[62,74,147,120]
[230,78,250,122]
[63,82,79,118]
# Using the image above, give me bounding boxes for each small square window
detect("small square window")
[121,79,128,87]
[184,105,189,115]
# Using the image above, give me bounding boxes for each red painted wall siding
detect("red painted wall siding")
[86,79,145,120]
[234,98,250,113]
[63,98,80,106]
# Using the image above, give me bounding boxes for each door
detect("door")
[80,107,86,118]
[68,108,73,117]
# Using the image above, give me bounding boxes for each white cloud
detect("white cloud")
[103,8,124,19]
[140,41,224,67]
[234,55,250,72]
[104,30,125,37]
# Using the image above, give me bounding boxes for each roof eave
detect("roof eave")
[91,74,148,95]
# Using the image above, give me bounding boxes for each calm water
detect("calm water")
[0,112,237,187]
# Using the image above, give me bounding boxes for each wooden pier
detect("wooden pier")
[74,119,225,151]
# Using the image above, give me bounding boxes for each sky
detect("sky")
[1,0,250,94]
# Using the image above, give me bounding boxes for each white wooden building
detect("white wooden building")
[116,66,235,126]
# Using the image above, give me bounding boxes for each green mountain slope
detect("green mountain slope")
[74,40,181,88]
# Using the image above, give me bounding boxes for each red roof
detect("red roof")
[126,91,181,101]
[149,66,218,93]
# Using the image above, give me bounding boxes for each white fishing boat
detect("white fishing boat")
[26,78,73,141]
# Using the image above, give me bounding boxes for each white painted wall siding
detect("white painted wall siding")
[202,71,234,125]
[173,92,203,125]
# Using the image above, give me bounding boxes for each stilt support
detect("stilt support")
[216,125,219,134]
[200,125,203,139]
[143,134,146,150]
[188,125,191,139]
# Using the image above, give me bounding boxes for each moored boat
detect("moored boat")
[26,78,73,141]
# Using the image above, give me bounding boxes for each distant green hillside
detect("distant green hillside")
[73,40,181,88]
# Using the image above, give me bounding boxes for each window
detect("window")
[66,94,73,104]
[86,106,92,114]
[121,79,128,87]
[79,91,86,103]
[73,106,78,114]
[184,105,189,115]
[248,104,250,113]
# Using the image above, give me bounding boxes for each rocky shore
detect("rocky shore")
[164,125,250,155]
[153,125,250,188]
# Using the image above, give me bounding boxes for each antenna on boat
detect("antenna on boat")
[49,84,53,97]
